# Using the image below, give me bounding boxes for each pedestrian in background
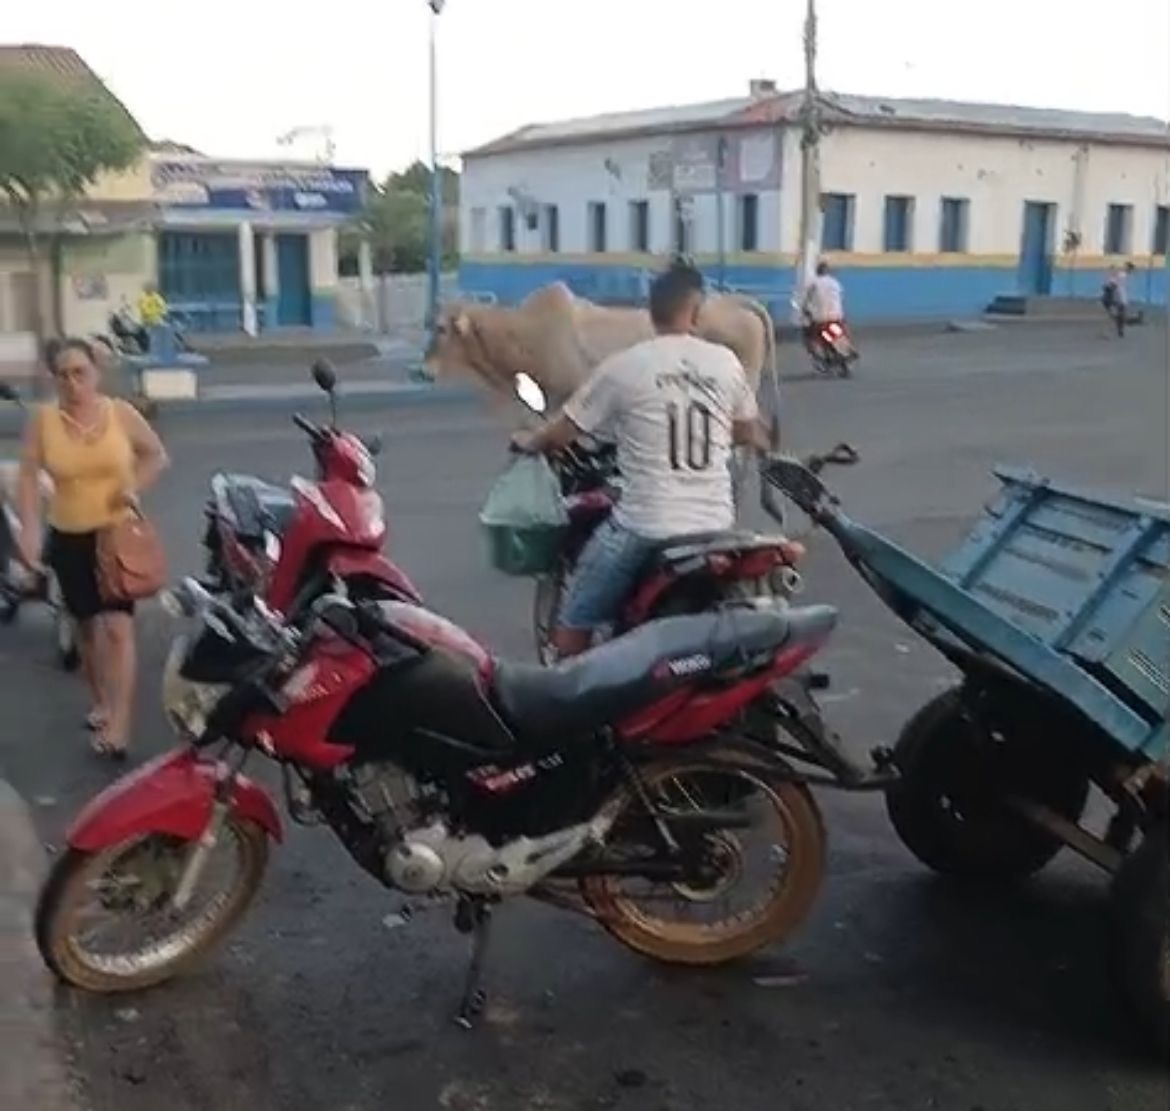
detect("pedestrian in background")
[16,338,169,758]
[1102,261,1134,337]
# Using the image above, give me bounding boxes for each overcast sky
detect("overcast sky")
[8,0,1170,178]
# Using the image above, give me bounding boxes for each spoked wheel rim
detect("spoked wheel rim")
[45,821,265,989]
[583,753,825,964]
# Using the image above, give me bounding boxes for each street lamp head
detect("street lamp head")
[428,0,446,13]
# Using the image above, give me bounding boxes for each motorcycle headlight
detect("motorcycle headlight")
[161,637,229,739]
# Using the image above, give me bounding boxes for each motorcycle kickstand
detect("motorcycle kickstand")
[453,898,493,1031]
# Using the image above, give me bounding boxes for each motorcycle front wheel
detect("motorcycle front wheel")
[581,746,826,965]
[35,817,268,993]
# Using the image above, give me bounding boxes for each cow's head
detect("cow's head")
[424,306,476,379]
[423,305,513,393]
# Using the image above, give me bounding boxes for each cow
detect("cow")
[424,282,781,446]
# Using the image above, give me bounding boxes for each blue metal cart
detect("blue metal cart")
[764,454,1168,1055]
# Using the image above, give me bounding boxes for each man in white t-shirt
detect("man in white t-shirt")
[801,260,845,352]
[512,262,768,657]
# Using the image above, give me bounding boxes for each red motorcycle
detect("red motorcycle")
[510,375,840,665]
[35,572,867,1026]
[806,319,859,379]
[202,360,419,616]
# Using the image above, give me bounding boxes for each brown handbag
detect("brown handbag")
[96,504,168,603]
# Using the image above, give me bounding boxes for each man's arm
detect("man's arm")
[511,410,583,456]
[513,356,621,455]
[729,355,771,452]
[733,417,772,452]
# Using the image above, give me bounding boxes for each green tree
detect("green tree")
[0,70,144,336]
[341,161,459,276]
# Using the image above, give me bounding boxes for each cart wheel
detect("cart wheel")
[1111,826,1169,1059]
[885,688,1090,881]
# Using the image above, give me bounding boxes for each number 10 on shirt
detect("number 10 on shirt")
[666,401,713,471]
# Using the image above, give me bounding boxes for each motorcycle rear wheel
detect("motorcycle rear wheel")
[35,818,268,993]
[580,746,825,965]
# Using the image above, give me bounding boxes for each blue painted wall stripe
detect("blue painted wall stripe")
[458,259,1167,322]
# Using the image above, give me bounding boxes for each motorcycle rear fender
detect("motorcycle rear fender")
[67,748,283,852]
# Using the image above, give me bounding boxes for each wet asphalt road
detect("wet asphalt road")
[1,319,1168,1110]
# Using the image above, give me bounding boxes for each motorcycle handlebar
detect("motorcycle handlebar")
[759,443,860,525]
[292,413,323,439]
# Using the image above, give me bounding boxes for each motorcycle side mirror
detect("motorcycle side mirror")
[514,373,547,415]
[311,359,337,394]
[311,359,339,427]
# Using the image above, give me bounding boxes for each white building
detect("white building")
[458,84,1170,320]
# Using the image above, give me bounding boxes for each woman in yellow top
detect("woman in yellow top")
[17,338,169,758]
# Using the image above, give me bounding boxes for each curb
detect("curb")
[160,381,479,416]
[0,382,480,433]
[0,779,81,1110]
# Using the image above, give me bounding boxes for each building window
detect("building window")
[673,197,692,256]
[738,193,760,252]
[821,193,854,252]
[1153,205,1169,256]
[1104,204,1133,255]
[542,204,559,252]
[498,206,515,253]
[587,202,608,253]
[468,207,486,255]
[882,196,914,252]
[939,197,970,253]
[629,200,650,252]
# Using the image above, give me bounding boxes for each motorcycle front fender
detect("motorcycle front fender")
[67,748,283,852]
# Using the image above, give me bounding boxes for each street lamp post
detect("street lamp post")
[426,0,445,339]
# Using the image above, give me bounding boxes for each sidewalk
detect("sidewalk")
[0,778,82,1110]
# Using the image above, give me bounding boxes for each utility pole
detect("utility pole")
[716,135,728,291]
[794,0,822,319]
[426,0,445,341]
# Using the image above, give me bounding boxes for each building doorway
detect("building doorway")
[1018,202,1055,295]
[276,233,311,326]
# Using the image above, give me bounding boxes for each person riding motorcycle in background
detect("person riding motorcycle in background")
[801,259,846,354]
[511,261,771,659]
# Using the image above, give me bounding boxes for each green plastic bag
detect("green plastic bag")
[479,455,568,576]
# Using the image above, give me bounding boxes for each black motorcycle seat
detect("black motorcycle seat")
[493,603,837,743]
[217,474,297,539]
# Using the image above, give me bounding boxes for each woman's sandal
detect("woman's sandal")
[90,725,128,762]
[84,710,109,732]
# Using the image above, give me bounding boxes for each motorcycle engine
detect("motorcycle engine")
[347,763,450,893]
[346,762,596,897]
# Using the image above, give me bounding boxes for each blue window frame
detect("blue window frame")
[883,196,913,252]
[1104,204,1132,255]
[821,193,854,252]
[940,197,970,253]
[1153,205,1169,256]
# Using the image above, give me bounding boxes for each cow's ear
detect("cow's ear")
[453,312,471,337]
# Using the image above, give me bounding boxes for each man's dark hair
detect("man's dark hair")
[649,261,705,327]
[816,260,830,276]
